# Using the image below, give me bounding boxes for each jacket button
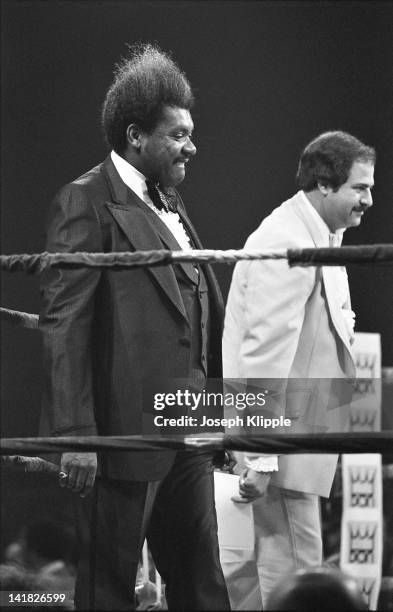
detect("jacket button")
[179,337,191,347]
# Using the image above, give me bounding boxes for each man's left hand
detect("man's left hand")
[231,468,272,503]
[59,451,97,497]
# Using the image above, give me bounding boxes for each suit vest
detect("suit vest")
[141,203,211,388]
[172,262,210,390]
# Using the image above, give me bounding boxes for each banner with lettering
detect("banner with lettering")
[340,333,382,610]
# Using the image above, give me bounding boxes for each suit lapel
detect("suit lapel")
[101,157,188,321]
[140,207,199,285]
[176,207,201,248]
[292,194,354,357]
[176,196,225,318]
[322,267,353,356]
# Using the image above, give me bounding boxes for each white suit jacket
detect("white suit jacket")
[223,191,356,497]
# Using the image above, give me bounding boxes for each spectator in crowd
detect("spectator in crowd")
[267,566,367,610]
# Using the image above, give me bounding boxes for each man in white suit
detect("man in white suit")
[222,131,375,608]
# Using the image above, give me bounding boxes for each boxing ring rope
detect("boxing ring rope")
[1,432,392,457]
[0,306,39,328]
[1,244,393,274]
[3,449,393,478]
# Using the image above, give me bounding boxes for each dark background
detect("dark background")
[1,0,393,440]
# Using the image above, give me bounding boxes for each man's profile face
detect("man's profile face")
[323,161,374,231]
[139,106,196,187]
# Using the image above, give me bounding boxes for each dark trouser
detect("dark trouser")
[74,451,230,610]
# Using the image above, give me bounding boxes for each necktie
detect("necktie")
[329,232,342,247]
[146,180,175,212]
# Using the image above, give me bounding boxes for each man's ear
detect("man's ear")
[126,124,142,150]
[317,181,331,196]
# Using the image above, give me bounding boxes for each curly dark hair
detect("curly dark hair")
[296,131,376,192]
[102,43,195,153]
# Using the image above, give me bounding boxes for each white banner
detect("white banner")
[340,333,383,610]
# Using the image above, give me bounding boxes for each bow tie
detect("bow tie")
[146,180,177,213]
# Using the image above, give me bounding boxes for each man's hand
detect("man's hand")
[231,468,272,503]
[59,452,97,497]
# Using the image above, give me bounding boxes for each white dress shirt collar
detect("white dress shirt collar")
[110,150,149,203]
[298,190,344,246]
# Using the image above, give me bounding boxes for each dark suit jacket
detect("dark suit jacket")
[39,156,224,481]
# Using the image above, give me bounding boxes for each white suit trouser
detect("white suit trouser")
[222,485,323,610]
